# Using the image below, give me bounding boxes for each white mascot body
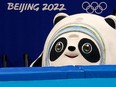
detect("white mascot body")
[30,13,116,67]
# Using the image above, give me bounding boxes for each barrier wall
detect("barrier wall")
[0,66,116,87]
[0,65,116,81]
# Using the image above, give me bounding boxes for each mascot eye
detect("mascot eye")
[82,43,92,54]
[78,38,100,63]
[55,41,64,52]
[50,38,67,61]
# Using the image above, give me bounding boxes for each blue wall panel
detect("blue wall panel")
[0,66,116,81]
[0,78,116,87]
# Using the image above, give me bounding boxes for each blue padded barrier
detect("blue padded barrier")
[0,66,84,81]
[78,65,116,78]
[0,65,116,81]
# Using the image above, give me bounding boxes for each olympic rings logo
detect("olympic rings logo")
[82,1,107,14]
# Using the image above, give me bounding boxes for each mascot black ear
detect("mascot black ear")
[105,15,116,29]
[30,53,43,67]
[53,13,69,25]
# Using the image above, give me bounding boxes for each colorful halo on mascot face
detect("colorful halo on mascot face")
[43,23,105,66]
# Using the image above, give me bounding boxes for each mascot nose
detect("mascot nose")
[68,46,76,51]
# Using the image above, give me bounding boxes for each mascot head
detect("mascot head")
[30,13,116,67]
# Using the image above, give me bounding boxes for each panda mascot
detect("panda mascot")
[30,13,116,67]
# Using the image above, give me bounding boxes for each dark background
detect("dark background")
[0,0,116,67]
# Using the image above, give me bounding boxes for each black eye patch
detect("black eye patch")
[50,38,67,61]
[105,18,115,29]
[78,38,100,63]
